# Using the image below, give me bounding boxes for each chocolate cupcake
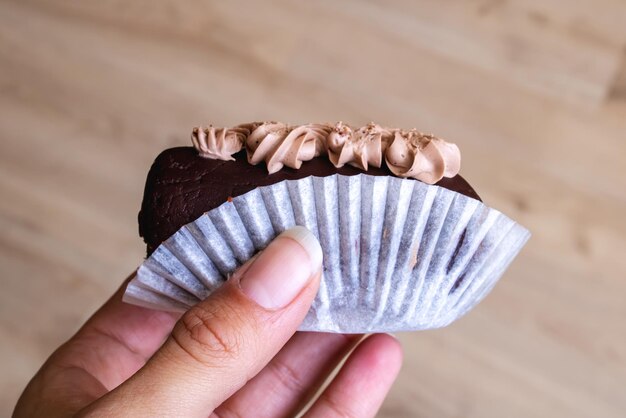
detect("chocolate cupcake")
[124,122,529,332]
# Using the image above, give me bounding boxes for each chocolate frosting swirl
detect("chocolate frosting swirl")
[191,122,461,184]
[191,123,258,161]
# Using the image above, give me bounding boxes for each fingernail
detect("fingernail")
[239,226,323,309]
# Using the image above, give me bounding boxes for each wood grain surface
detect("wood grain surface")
[1,1,625,416]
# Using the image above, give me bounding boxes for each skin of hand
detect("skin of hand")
[14,226,403,418]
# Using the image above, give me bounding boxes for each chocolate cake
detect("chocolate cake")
[139,122,480,255]
[125,121,530,332]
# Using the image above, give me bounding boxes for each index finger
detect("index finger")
[68,274,179,389]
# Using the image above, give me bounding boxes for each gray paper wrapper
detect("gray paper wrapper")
[124,174,530,332]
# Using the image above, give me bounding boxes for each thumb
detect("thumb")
[81,226,323,417]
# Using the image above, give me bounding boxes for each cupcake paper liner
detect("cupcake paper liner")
[124,174,530,332]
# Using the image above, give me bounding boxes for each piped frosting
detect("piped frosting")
[191,122,461,184]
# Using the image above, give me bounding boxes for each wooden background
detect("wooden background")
[1,1,625,416]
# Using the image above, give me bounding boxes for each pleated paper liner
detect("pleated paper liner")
[124,174,530,333]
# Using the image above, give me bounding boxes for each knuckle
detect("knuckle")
[171,303,245,364]
[267,358,307,395]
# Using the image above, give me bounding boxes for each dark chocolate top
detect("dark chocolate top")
[139,147,481,255]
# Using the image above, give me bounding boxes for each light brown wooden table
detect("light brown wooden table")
[1,1,625,416]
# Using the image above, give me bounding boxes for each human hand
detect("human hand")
[14,226,403,417]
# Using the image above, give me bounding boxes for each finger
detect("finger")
[213,332,362,418]
[82,226,323,417]
[63,276,179,388]
[14,276,180,417]
[304,334,403,418]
